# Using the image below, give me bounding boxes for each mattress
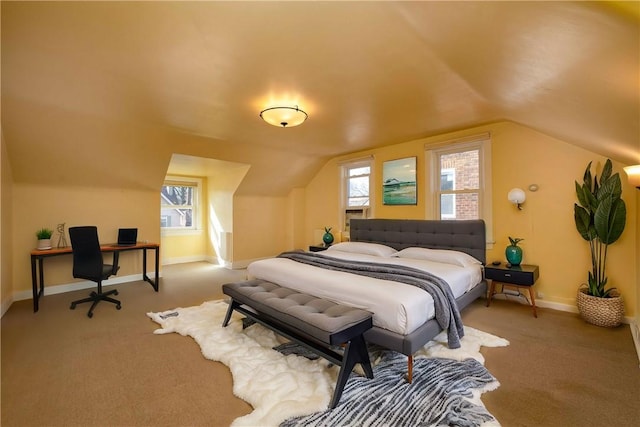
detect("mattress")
[246,243,483,336]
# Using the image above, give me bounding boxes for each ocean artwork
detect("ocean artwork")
[383,157,417,205]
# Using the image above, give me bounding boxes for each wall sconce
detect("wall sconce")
[259,105,308,128]
[623,165,640,189]
[508,188,526,210]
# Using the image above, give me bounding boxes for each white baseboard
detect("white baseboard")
[535,299,579,313]
[163,255,279,270]
[492,296,635,325]
[163,255,233,267]
[1,296,14,318]
[162,255,210,265]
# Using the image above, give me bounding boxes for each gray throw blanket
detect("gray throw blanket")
[277,251,464,348]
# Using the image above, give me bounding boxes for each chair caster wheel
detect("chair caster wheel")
[114,290,119,296]
[70,303,76,310]
[87,312,93,318]
[116,304,122,310]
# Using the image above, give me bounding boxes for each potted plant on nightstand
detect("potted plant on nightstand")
[574,159,626,327]
[322,227,334,246]
[505,237,524,266]
[36,227,54,250]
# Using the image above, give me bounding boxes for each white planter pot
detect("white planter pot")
[37,239,52,250]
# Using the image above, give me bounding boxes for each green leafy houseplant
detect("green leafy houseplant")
[574,159,626,298]
[508,237,523,246]
[36,228,53,240]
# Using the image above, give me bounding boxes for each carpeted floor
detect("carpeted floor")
[2,262,639,426]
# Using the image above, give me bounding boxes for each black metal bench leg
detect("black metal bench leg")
[222,299,239,327]
[329,334,372,409]
[352,335,373,379]
[330,341,354,409]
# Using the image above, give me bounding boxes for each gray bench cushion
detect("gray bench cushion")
[223,279,372,345]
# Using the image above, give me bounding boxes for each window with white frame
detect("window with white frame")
[440,168,456,219]
[341,158,372,232]
[425,134,493,246]
[160,177,201,232]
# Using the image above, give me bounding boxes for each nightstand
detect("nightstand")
[309,245,330,252]
[485,264,540,317]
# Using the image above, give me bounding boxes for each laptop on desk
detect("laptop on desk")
[113,228,138,247]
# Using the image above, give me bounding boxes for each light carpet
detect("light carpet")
[148,300,509,427]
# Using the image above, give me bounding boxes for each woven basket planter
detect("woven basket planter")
[576,287,624,328]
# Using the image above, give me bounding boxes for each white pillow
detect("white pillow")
[326,242,398,257]
[392,247,481,267]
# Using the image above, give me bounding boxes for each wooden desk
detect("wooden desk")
[30,242,160,312]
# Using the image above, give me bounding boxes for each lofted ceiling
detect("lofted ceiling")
[2,1,639,195]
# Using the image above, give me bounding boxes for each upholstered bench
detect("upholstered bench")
[222,279,374,409]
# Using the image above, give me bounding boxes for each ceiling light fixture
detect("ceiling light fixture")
[259,105,308,128]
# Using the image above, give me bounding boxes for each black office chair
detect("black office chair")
[69,226,121,318]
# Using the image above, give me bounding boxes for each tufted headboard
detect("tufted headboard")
[349,218,486,265]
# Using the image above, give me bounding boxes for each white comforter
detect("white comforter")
[246,246,483,335]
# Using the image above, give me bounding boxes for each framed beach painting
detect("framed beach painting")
[382,157,417,205]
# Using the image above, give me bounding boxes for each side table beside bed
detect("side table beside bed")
[485,263,540,317]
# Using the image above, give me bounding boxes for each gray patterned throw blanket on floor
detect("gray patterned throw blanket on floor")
[277,251,465,348]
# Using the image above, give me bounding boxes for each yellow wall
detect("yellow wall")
[160,232,209,264]
[233,195,290,264]
[490,124,636,312]
[304,121,637,317]
[634,193,640,335]
[2,119,637,320]
[11,184,160,294]
[1,131,14,313]
[637,195,640,324]
[304,160,342,243]
[287,188,307,251]
[206,161,250,264]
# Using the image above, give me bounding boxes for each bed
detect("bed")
[246,218,487,380]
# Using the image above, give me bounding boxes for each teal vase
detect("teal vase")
[322,231,334,246]
[505,245,523,266]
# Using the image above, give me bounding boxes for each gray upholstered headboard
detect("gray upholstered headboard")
[349,219,486,265]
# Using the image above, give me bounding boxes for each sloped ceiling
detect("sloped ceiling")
[2,1,638,195]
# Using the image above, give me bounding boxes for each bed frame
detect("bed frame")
[349,218,487,379]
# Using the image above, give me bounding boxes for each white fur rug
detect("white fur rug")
[148,300,509,427]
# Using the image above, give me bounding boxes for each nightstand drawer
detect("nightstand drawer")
[485,264,539,286]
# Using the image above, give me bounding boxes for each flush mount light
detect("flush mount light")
[259,105,308,128]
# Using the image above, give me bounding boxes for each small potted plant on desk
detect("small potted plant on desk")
[36,227,54,250]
